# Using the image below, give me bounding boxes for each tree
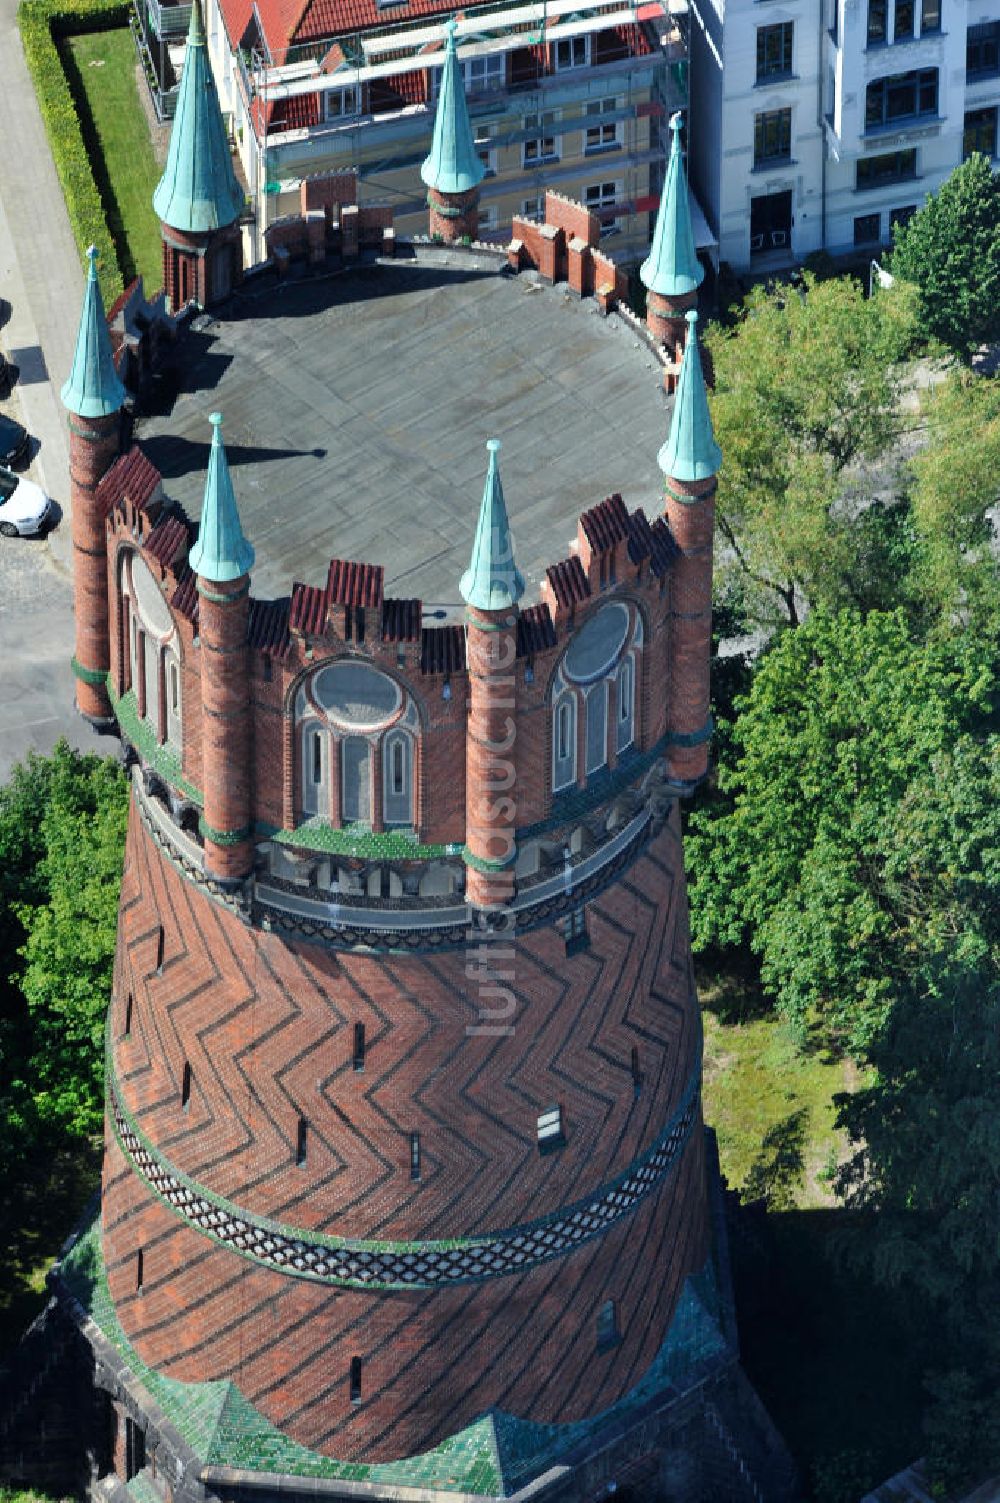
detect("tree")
[890,153,1000,359]
[686,609,996,1054]
[704,273,918,627]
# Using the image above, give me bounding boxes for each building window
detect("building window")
[478,203,500,233]
[474,123,496,177]
[125,1418,146,1481]
[756,22,793,81]
[537,1104,566,1152]
[563,905,589,955]
[341,736,372,825]
[353,1022,366,1072]
[865,70,938,131]
[920,0,940,34]
[554,35,589,71]
[829,0,839,43]
[585,97,621,152]
[465,51,505,95]
[583,180,621,235]
[854,211,882,246]
[136,1248,144,1293]
[964,106,998,159]
[968,22,1000,80]
[868,0,887,44]
[596,1299,620,1350]
[856,147,917,188]
[155,924,164,973]
[585,682,608,774]
[890,203,917,234]
[181,1060,192,1110]
[616,659,634,752]
[383,731,413,826]
[894,0,913,41]
[124,992,133,1037]
[521,194,545,221]
[553,694,577,790]
[631,1045,641,1097]
[753,108,792,166]
[350,1357,363,1404]
[301,722,328,818]
[324,85,359,121]
[296,1117,308,1166]
[409,1131,421,1181]
[524,111,558,164]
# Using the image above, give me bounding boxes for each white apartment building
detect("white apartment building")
[688,0,1000,270]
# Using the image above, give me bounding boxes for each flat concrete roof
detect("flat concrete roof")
[135,248,671,615]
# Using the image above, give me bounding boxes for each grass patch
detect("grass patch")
[62,27,162,290]
[701,985,853,1209]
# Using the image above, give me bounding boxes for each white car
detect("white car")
[0,464,52,537]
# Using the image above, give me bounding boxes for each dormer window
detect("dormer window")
[324,85,360,122]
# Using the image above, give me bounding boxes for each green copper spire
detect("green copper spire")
[460,439,525,612]
[60,246,127,419]
[421,20,486,196]
[658,312,722,483]
[152,0,244,234]
[189,413,255,582]
[640,113,704,299]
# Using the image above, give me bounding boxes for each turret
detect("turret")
[189,412,255,882]
[460,438,523,910]
[421,20,486,244]
[658,310,720,787]
[153,0,244,311]
[61,245,127,727]
[640,114,704,375]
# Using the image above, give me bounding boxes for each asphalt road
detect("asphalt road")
[0,0,99,779]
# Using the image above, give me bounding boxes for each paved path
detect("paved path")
[0,0,100,777]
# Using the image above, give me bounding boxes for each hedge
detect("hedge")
[17,0,130,306]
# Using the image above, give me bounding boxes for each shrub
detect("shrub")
[17,0,130,305]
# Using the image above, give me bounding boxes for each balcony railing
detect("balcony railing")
[144,0,192,38]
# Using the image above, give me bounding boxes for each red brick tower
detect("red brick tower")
[61,245,126,727]
[152,0,244,309]
[34,198,794,1503]
[640,114,705,387]
[460,439,522,909]
[659,310,721,786]
[421,21,485,243]
[188,412,256,881]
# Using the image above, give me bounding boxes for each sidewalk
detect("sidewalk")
[0,0,97,776]
[0,0,85,568]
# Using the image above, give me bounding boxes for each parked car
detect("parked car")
[0,464,51,536]
[0,413,29,467]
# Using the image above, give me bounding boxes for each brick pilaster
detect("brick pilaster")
[197,572,253,880]
[464,607,518,910]
[664,476,715,785]
[69,409,120,724]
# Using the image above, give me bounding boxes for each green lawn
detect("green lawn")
[701,983,854,1210]
[62,29,163,292]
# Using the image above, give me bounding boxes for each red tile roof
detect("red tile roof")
[248,597,292,658]
[420,624,465,676]
[381,597,422,642]
[170,565,199,624]
[145,511,191,568]
[516,603,556,659]
[327,557,384,608]
[580,492,629,553]
[289,580,329,634]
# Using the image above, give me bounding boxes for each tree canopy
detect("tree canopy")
[890,154,1000,359]
[704,273,918,627]
[687,609,997,1055]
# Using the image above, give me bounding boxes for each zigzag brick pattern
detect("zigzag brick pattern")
[102,794,711,1460]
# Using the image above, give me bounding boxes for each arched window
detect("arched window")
[551,604,643,795]
[617,657,634,752]
[342,736,372,824]
[553,695,576,791]
[166,652,182,748]
[585,682,608,775]
[122,551,180,742]
[301,721,328,817]
[383,731,412,826]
